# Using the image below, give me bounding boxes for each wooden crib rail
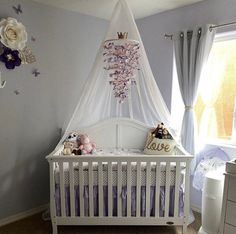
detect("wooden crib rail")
[47,154,192,161]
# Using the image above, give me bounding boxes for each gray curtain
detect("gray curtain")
[173,25,215,155]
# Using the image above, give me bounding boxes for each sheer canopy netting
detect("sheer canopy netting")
[59,0,176,144]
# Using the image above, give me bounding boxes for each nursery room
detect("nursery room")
[0,0,236,233]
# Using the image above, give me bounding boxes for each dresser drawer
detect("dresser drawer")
[228,177,236,202]
[224,223,236,234]
[226,201,236,226]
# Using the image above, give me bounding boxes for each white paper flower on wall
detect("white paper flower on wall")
[0,17,27,50]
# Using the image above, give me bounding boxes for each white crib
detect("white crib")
[46,118,193,234]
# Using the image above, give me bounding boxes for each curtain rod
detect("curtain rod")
[164,21,236,39]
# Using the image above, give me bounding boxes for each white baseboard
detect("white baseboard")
[0,204,49,227]
[191,204,202,214]
[0,203,200,227]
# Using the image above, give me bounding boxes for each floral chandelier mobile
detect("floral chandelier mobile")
[103,32,140,103]
[0,17,36,88]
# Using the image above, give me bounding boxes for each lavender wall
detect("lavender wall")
[137,0,236,211]
[0,0,107,220]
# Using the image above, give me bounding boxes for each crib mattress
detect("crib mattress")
[54,160,184,187]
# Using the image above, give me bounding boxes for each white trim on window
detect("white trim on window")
[215,30,236,42]
[204,139,236,149]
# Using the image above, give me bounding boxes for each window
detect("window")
[195,35,236,142]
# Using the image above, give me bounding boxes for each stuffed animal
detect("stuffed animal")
[63,132,82,155]
[152,122,174,139]
[162,128,173,140]
[72,148,82,155]
[71,134,82,155]
[79,134,96,154]
[156,125,163,139]
[162,128,169,139]
[63,141,75,155]
[152,123,163,139]
[66,132,79,144]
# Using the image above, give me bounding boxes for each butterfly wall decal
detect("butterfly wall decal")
[31,36,36,42]
[14,90,20,95]
[32,69,40,77]
[0,80,6,88]
[12,4,23,14]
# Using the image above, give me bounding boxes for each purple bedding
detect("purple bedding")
[55,185,184,217]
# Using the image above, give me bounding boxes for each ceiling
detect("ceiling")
[32,0,205,19]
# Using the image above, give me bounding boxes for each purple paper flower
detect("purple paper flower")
[0,47,21,69]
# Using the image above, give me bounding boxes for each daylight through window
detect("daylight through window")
[195,38,236,141]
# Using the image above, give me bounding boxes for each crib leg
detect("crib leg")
[182,224,187,234]
[52,221,58,234]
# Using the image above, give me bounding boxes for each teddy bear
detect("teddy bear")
[78,134,96,154]
[152,123,164,139]
[162,128,173,140]
[63,141,76,155]
[162,128,169,139]
[63,132,82,155]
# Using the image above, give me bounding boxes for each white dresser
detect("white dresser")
[220,159,236,234]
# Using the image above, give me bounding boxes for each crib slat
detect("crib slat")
[108,162,113,217]
[79,162,84,217]
[49,161,56,219]
[89,161,93,217]
[146,162,151,217]
[127,162,131,217]
[184,161,191,223]
[117,162,122,217]
[164,162,171,218]
[174,162,181,217]
[136,161,141,217]
[69,162,75,217]
[155,162,160,218]
[98,161,103,217]
[59,162,66,217]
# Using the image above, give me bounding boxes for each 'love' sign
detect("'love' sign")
[144,132,176,155]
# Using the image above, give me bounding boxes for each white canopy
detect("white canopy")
[59,0,176,145]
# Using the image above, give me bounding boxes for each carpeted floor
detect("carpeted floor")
[0,211,201,234]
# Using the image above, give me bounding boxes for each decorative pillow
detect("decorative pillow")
[144,132,176,155]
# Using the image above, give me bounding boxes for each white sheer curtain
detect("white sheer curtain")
[198,55,225,141]
[56,0,176,147]
[173,26,216,156]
